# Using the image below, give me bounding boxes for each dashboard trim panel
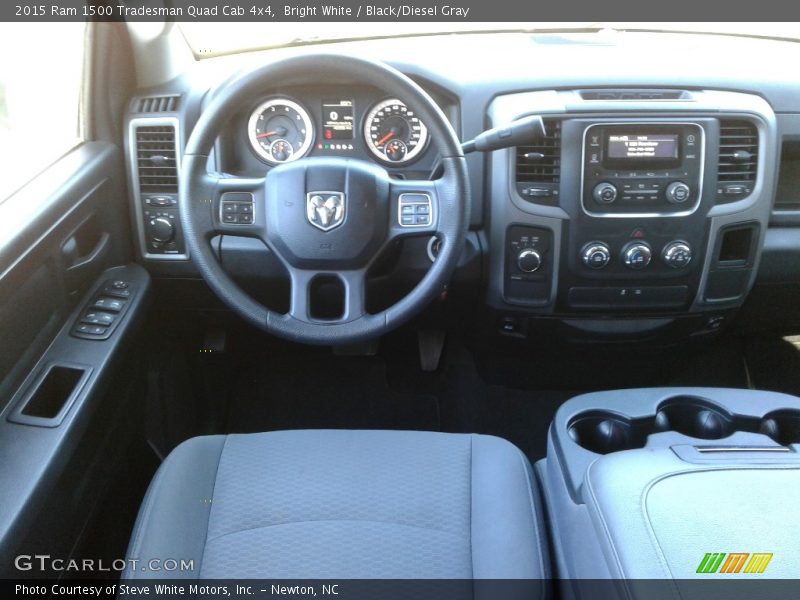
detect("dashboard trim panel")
[126,116,188,261]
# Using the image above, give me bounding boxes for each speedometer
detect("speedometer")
[363,99,429,165]
[248,98,314,165]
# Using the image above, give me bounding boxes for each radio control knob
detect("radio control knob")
[666,181,691,204]
[581,242,611,269]
[662,241,693,268]
[150,217,175,243]
[622,242,652,270]
[593,182,618,205]
[517,249,542,273]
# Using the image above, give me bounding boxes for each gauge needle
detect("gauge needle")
[256,131,278,139]
[377,131,395,145]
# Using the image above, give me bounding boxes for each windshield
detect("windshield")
[179,22,800,57]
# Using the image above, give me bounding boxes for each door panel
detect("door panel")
[0,142,131,411]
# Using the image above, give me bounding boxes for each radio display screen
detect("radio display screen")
[606,133,680,161]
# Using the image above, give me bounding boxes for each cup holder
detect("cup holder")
[567,397,800,454]
[568,412,648,455]
[760,411,800,446]
[655,397,734,440]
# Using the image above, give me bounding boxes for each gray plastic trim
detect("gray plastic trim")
[485,89,778,313]
[126,116,188,261]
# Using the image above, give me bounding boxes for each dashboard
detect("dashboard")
[123,31,800,342]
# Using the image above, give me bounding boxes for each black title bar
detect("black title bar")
[3,0,800,22]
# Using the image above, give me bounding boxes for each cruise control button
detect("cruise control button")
[223,213,237,223]
[401,215,415,226]
[239,214,253,224]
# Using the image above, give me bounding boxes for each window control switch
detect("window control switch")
[81,312,115,326]
[74,323,109,337]
[102,286,131,299]
[92,297,125,313]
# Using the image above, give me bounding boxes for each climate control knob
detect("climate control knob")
[593,182,618,205]
[149,217,175,243]
[662,241,693,268]
[622,242,652,270]
[581,242,611,269]
[665,181,691,204]
[517,249,542,273]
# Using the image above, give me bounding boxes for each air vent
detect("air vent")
[515,119,561,205]
[135,125,178,194]
[579,89,689,101]
[716,120,758,202]
[134,95,180,113]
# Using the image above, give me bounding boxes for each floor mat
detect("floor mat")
[225,346,440,433]
[745,335,800,394]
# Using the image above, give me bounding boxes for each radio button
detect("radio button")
[666,181,691,204]
[622,242,652,270]
[593,182,618,205]
[581,242,611,269]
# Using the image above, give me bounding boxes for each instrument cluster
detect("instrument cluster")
[244,92,431,167]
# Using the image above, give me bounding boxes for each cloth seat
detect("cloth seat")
[124,429,549,580]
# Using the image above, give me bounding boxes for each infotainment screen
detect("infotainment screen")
[606,133,679,161]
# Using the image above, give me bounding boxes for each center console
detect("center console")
[486,90,777,340]
[536,387,800,589]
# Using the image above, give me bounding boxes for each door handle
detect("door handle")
[63,231,109,272]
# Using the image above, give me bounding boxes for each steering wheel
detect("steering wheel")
[179,54,469,345]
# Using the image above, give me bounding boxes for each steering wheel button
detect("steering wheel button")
[415,215,431,225]
[238,203,253,214]
[401,215,415,225]
[222,203,237,214]
[239,214,253,224]
[223,213,237,223]
[416,204,430,215]
[401,205,415,215]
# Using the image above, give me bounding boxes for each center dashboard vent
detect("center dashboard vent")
[716,119,758,203]
[515,119,561,204]
[135,125,178,194]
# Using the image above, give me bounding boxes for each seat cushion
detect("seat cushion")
[125,430,549,580]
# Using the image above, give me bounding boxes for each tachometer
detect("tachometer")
[363,98,429,165]
[248,98,314,164]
